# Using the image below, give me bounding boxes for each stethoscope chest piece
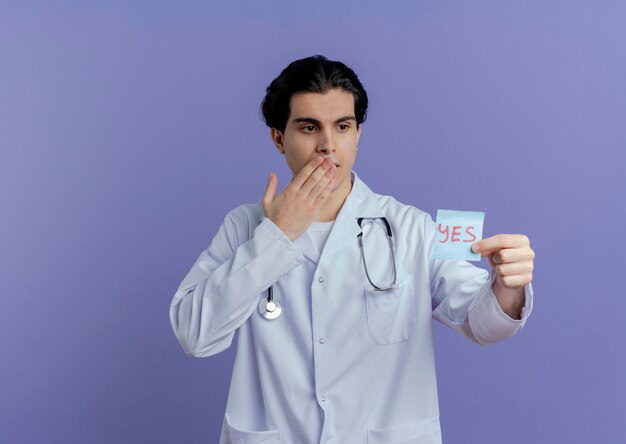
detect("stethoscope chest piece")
[259,297,282,320]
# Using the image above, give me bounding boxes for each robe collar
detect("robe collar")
[294,170,385,264]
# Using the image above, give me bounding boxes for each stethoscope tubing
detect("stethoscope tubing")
[260,217,397,320]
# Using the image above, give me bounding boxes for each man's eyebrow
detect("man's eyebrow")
[335,115,357,123]
[292,117,321,125]
[291,116,357,125]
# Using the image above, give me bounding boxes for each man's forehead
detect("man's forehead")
[288,89,356,121]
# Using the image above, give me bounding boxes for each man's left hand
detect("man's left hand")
[472,234,535,289]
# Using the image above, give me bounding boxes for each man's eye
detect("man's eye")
[338,124,350,130]
[303,125,316,132]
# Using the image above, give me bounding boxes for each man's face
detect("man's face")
[271,88,361,194]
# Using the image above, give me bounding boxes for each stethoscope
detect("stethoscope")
[258,217,397,320]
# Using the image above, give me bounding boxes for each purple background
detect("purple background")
[2,1,625,443]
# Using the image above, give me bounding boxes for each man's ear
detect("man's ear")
[356,124,362,144]
[270,128,285,155]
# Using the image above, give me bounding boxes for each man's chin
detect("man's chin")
[331,173,350,193]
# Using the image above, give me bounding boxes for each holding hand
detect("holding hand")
[472,234,535,289]
[472,234,534,319]
[262,156,337,241]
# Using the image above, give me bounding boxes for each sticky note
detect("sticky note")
[432,209,485,261]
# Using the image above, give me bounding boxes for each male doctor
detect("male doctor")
[170,55,535,444]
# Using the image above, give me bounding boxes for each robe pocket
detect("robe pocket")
[367,416,442,444]
[223,413,281,444]
[364,275,416,345]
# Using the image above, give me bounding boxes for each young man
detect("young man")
[170,55,535,444]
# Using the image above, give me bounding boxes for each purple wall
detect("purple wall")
[2,1,625,443]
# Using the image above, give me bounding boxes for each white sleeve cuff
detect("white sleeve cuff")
[467,267,534,345]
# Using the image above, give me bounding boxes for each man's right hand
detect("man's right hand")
[262,156,338,241]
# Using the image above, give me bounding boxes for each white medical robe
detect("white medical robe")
[170,170,533,444]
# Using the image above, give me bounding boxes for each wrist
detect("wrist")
[492,277,525,320]
[270,218,299,242]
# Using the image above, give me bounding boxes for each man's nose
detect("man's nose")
[316,130,335,153]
